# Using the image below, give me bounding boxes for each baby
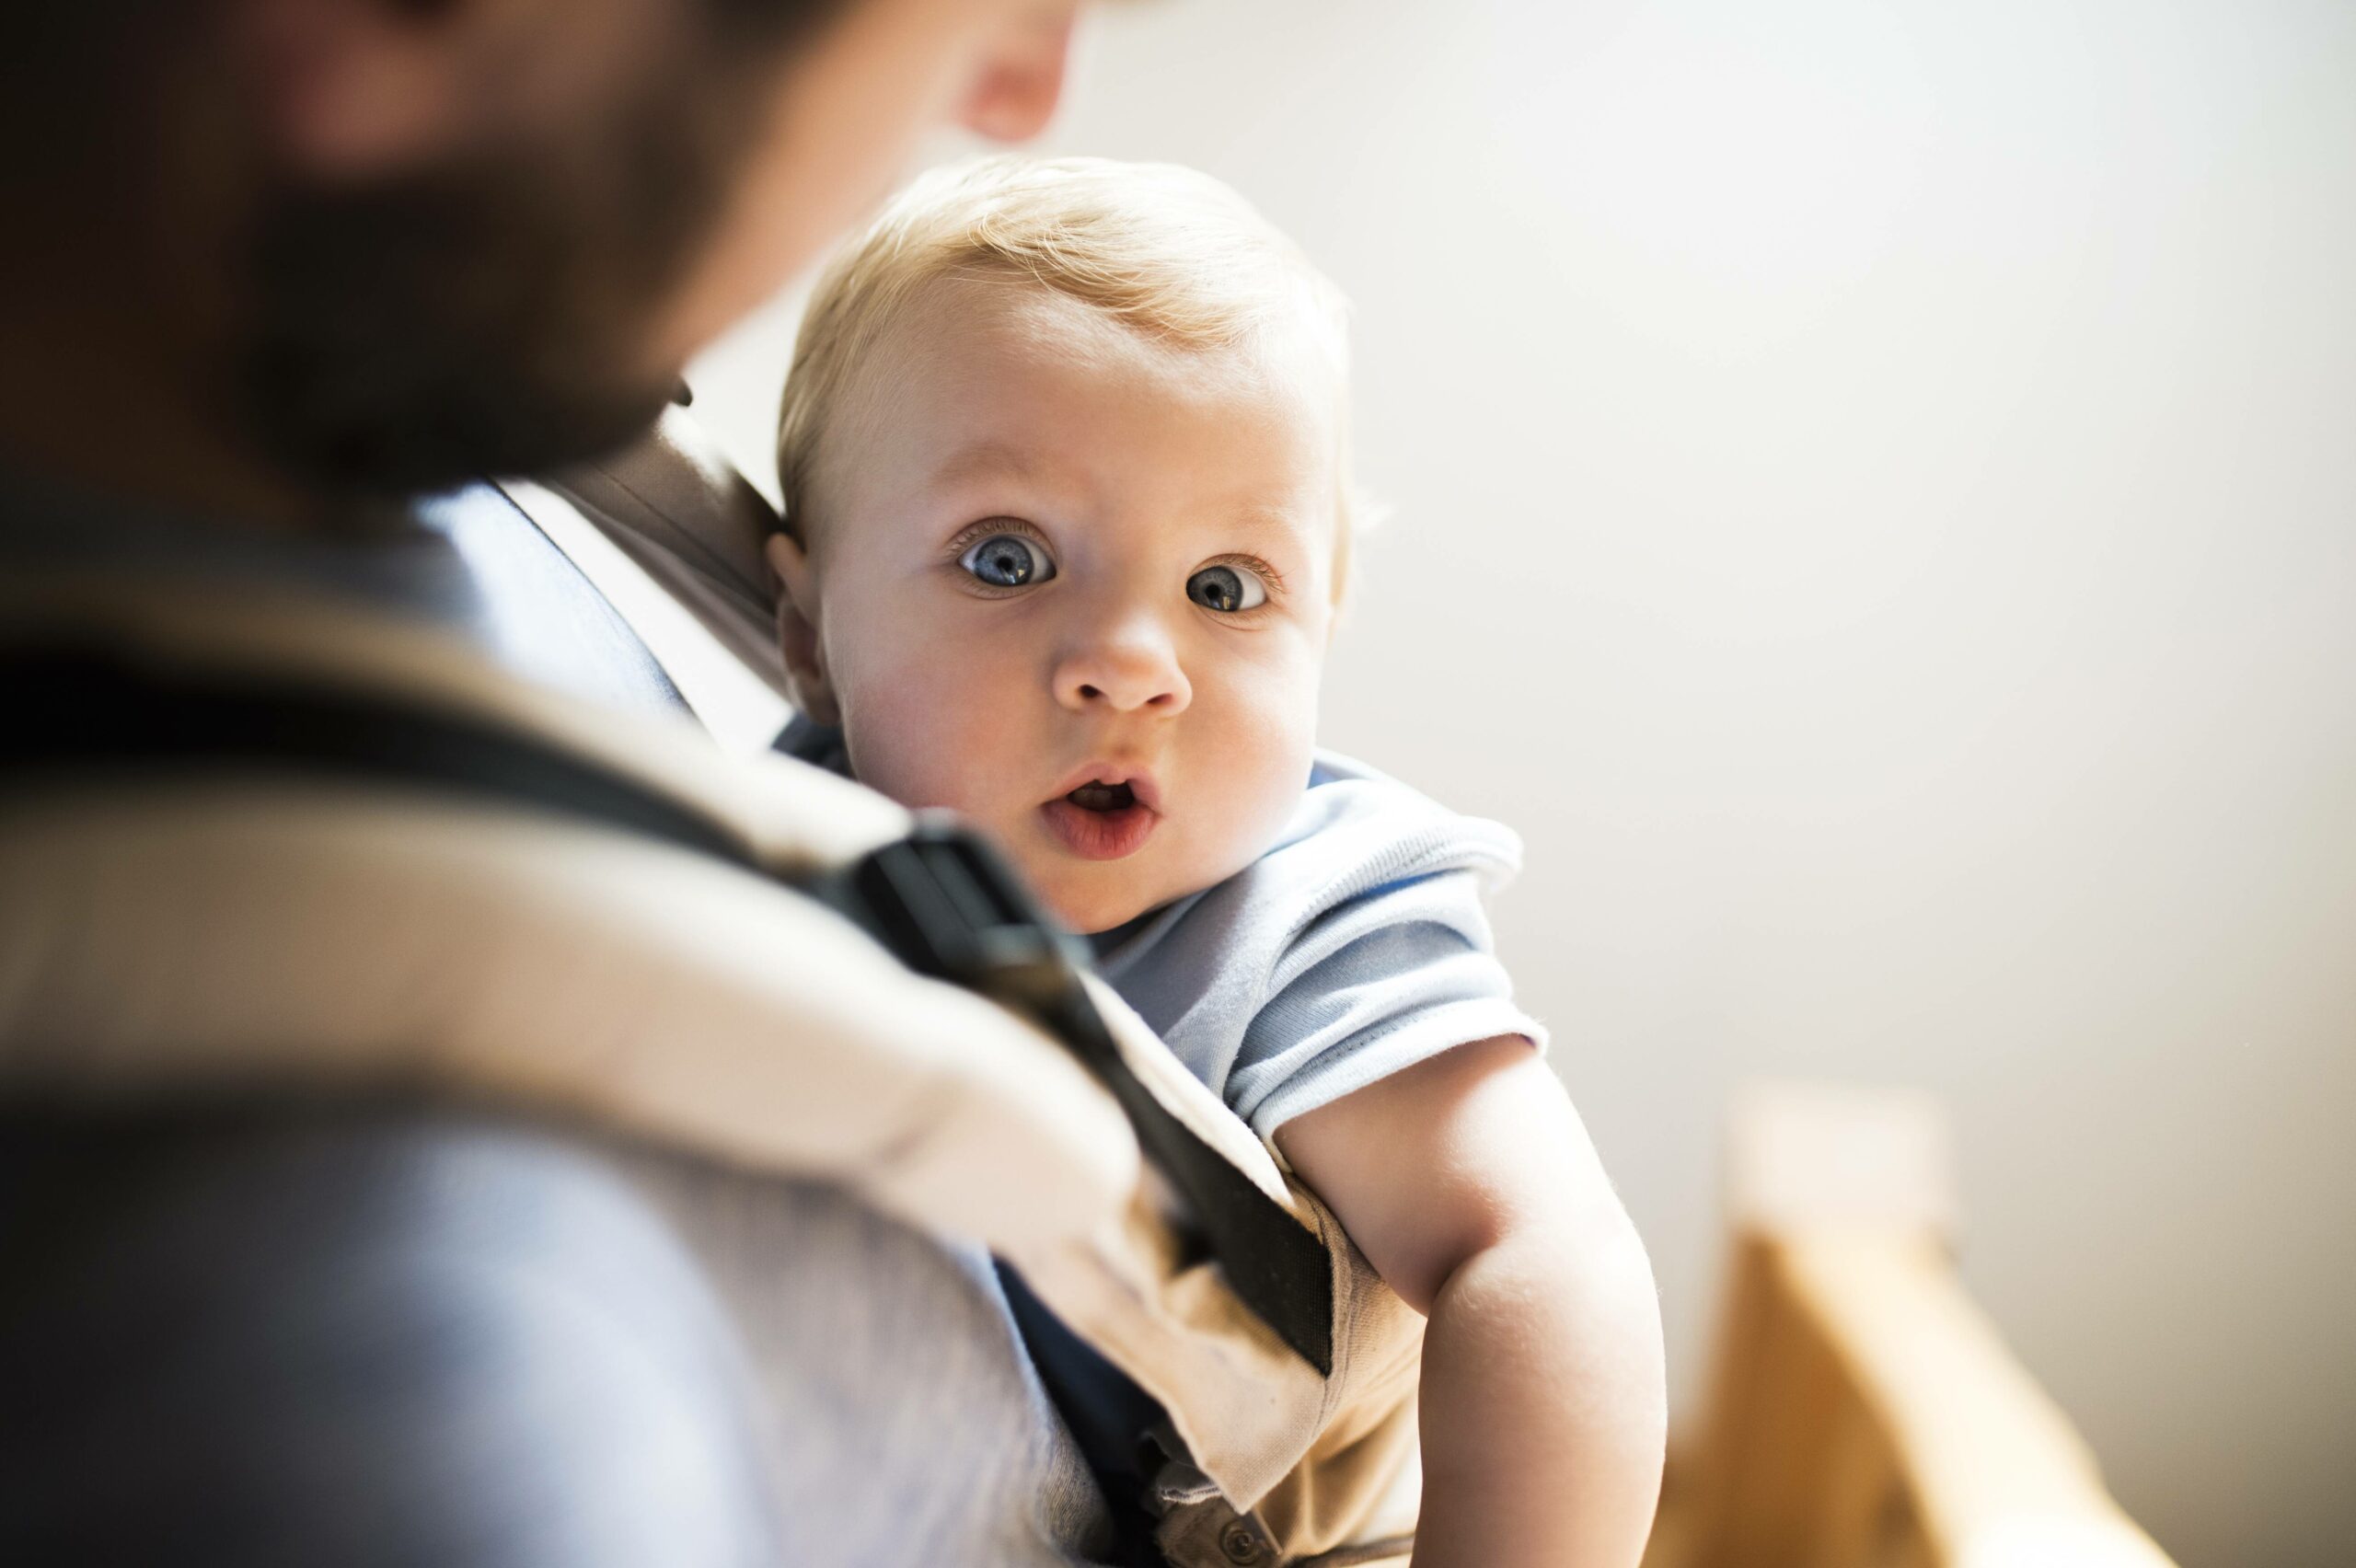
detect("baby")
[767,156,1664,1567]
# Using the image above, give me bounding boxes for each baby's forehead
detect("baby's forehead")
[837,276,1344,514]
[879,276,1336,421]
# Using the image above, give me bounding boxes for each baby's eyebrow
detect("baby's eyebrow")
[927,440,1043,491]
[1221,501,1302,533]
[1211,498,1322,549]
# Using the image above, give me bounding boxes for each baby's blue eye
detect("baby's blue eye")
[1186,564,1267,613]
[959,532,1055,588]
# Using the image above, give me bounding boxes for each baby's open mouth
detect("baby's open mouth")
[1065,780,1137,813]
[1041,774,1158,861]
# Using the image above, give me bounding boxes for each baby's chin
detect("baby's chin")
[1032,873,1159,938]
[1019,809,1302,935]
[1022,841,1259,938]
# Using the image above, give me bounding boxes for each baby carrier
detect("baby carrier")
[0,410,1423,1567]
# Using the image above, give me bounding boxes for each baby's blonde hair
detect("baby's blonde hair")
[775,155,1363,598]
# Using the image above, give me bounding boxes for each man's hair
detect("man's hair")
[776,156,1366,596]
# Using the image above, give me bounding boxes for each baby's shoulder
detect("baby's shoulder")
[1258,749,1525,909]
[1154,751,1525,981]
[1093,751,1537,1105]
[1093,753,1523,1002]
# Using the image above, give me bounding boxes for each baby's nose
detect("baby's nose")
[1053,627,1191,715]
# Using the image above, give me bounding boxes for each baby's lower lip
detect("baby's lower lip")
[1039,797,1159,861]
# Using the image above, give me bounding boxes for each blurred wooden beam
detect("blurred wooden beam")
[1662,1084,2176,1568]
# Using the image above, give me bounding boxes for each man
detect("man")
[0,3,1115,1563]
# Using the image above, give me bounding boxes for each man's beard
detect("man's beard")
[237,54,756,502]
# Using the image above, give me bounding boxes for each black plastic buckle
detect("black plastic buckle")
[831,815,1112,1068]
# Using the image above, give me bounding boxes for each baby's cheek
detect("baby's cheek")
[839,660,1022,819]
[1188,673,1320,882]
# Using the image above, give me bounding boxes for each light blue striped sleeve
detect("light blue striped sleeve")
[1224,846,1549,1146]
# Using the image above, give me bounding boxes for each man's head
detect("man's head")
[765,156,1363,931]
[2,0,1080,508]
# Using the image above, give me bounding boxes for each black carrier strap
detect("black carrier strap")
[2,641,1334,1377]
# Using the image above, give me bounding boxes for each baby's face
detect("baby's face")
[779,280,1339,932]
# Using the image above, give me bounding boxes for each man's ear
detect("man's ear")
[765,532,841,727]
[957,5,1079,143]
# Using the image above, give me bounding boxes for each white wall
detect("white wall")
[688,4,2356,1562]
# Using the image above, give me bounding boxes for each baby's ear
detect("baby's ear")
[764,532,840,727]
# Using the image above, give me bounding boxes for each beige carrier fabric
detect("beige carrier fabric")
[1006,1142,1424,1553]
[1,578,1423,1562]
[0,789,1149,1253]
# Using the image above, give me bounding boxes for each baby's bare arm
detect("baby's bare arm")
[1276,1037,1666,1568]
